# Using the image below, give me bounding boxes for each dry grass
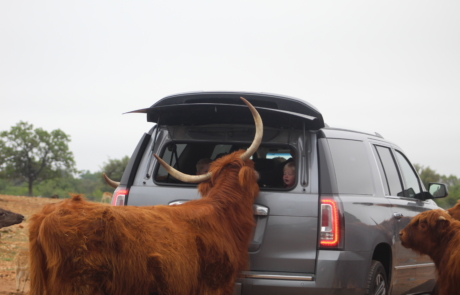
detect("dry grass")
[0,194,61,294]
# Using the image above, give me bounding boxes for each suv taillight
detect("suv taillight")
[320,198,342,248]
[111,188,128,206]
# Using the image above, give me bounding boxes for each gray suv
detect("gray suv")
[109,91,447,295]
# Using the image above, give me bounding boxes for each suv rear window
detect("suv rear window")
[155,142,295,189]
[327,139,373,195]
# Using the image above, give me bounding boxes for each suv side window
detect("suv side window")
[395,151,422,198]
[374,145,403,197]
[327,139,373,195]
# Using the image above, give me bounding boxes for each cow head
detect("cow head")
[154,97,263,190]
[196,149,260,199]
[0,207,24,228]
[399,209,451,255]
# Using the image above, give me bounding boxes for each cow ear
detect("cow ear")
[436,215,450,231]
[238,166,255,187]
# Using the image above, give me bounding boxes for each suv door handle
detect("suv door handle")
[253,204,268,216]
[169,200,188,206]
[393,212,403,219]
[250,205,269,252]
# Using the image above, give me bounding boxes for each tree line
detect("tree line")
[414,164,460,209]
[1,122,459,207]
[0,121,128,201]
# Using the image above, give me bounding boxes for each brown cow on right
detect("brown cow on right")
[399,209,459,295]
[447,200,460,220]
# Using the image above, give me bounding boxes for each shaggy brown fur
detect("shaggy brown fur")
[28,150,259,295]
[399,209,460,295]
[447,200,460,220]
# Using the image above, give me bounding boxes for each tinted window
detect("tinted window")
[395,151,421,198]
[374,146,403,196]
[155,143,296,189]
[156,143,187,180]
[210,144,232,159]
[327,139,373,195]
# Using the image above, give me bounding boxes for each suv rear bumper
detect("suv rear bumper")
[236,250,370,295]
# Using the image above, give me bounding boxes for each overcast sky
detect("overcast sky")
[1,1,459,177]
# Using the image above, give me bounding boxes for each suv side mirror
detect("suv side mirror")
[413,183,449,201]
[428,183,448,199]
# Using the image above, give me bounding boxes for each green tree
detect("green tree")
[77,170,107,200]
[0,139,7,178]
[414,165,460,209]
[101,156,129,182]
[0,121,76,196]
[414,164,440,189]
[435,184,460,209]
[440,174,460,188]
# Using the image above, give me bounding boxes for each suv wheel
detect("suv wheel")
[365,260,387,295]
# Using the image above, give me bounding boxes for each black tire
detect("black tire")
[365,260,388,295]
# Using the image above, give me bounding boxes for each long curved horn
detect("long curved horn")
[103,173,120,188]
[239,97,263,161]
[154,96,263,183]
[154,155,212,183]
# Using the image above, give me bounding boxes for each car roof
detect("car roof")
[127,91,325,129]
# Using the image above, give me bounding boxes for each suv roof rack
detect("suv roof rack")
[324,126,384,139]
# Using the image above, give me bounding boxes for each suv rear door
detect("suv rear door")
[245,135,319,279]
[125,92,325,293]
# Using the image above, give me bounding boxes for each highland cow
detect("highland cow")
[28,97,262,295]
[399,209,460,295]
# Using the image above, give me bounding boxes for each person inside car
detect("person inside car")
[283,162,295,189]
[196,158,212,175]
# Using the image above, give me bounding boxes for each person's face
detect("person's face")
[196,164,210,175]
[283,168,295,187]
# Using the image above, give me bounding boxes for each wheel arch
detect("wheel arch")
[372,242,392,283]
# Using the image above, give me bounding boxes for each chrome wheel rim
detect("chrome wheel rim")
[374,273,386,295]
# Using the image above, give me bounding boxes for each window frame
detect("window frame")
[373,144,423,199]
[393,149,423,198]
[373,144,404,197]
[153,140,299,191]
